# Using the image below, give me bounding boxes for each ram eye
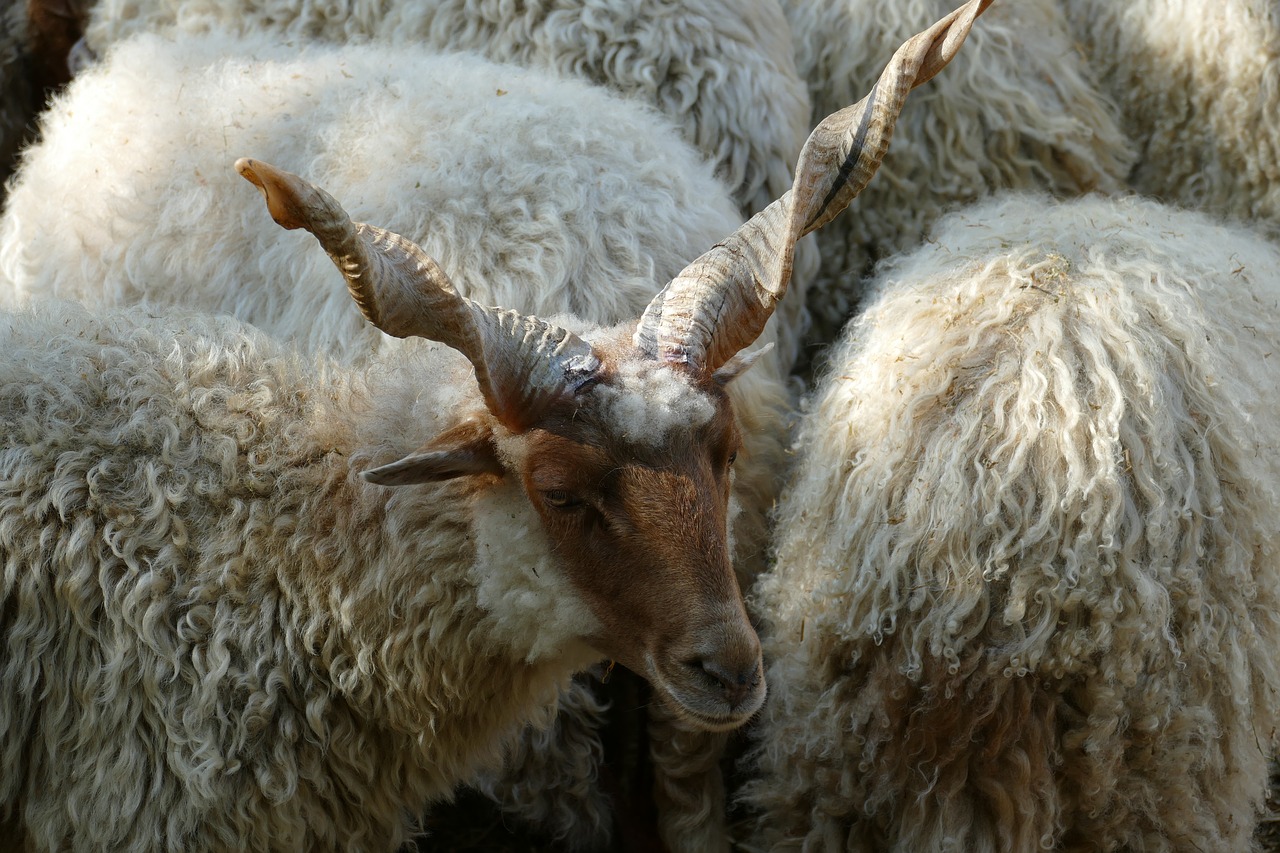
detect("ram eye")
[542,489,584,509]
[727,450,738,466]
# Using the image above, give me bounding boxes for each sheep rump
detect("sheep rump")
[744,193,1280,851]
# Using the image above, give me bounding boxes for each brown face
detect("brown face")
[519,369,765,730]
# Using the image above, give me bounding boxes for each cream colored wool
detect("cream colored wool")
[781,0,1136,349]
[743,193,1280,851]
[0,34,793,849]
[0,301,615,851]
[1062,0,1280,229]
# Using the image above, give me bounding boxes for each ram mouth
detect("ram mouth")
[646,658,766,732]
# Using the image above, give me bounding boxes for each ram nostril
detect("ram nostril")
[698,658,762,708]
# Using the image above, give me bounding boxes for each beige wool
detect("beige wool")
[1063,0,1280,230]
[743,193,1280,851]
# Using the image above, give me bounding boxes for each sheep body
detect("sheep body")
[781,0,1136,347]
[0,300,606,851]
[0,34,738,366]
[1062,0,1280,229]
[744,193,1280,851]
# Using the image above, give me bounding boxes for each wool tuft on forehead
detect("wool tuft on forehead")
[589,360,717,447]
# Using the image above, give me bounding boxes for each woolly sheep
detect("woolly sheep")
[1062,0,1280,229]
[0,16,957,844]
[0,130,790,849]
[0,34,787,849]
[742,192,1280,851]
[780,0,1137,349]
[0,290,765,851]
[0,32,785,851]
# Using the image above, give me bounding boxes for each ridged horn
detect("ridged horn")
[633,0,993,372]
[235,158,600,431]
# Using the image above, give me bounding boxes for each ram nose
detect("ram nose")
[678,614,766,719]
[694,656,764,711]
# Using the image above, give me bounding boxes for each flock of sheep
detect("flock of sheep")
[3,0,1280,851]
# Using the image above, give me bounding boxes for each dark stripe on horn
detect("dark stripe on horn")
[811,80,880,230]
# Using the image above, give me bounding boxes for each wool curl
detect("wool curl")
[741,193,1280,852]
[781,0,1137,350]
[1062,0,1280,230]
[0,300,607,852]
[0,34,795,849]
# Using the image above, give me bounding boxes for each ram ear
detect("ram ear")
[712,342,774,387]
[363,419,504,486]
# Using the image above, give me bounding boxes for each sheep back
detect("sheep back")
[745,193,1280,851]
[78,0,810,219]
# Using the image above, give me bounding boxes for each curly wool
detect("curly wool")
[0,301,607,852]
[743,193,1280,852]
[781,0,1137,348]
[1062,0,1280,229]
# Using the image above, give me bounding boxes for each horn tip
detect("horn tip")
[234,157,310,232]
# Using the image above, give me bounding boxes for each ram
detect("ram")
[0,32,794,850]
[0,8,971,844]
[1062,0,1280,230]
[743,192,1280,851]
[780,0,1136,348]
